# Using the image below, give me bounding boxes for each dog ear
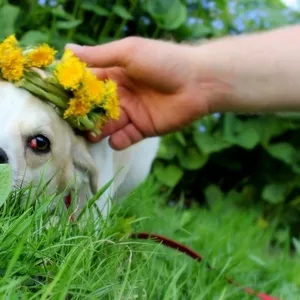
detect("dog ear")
[71,135,98,194]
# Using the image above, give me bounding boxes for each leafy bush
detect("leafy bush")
[154,114,300,236]
[2,0,300,230]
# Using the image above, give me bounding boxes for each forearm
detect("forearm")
[194,25,300,114]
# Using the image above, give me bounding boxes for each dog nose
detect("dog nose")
[0,148,8,164]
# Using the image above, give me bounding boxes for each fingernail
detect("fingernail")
[65,43,82,52]
[90,132,98,138]
[89,68,97,74]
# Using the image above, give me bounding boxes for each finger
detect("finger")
[108,123,144,150]
[88,68,109,80]
[65,38,138,68]
[89,67,121,81]
[86,111,130,143]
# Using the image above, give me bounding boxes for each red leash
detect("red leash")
[64,196,279,299]
[131,232,280,300]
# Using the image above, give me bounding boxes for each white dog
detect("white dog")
[0,80,160,217]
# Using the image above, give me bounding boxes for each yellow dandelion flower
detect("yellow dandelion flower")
[1,34,18,48]
[54,49,85,90]
[0,34,19,64]
[0,47,25,82]
[64,90,92,118]
[61,48,74,60]
[81,69,105,104]
[26,44,57,68]
[103,79,120,120]
[0,35,26,81]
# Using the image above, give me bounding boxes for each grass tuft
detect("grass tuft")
[0,178,299,299]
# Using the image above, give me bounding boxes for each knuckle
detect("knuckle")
[121,36,145,67]
[123,36,144,51]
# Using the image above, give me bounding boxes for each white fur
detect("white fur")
[0,80,160,217]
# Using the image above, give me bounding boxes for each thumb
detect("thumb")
[65,37,139,68]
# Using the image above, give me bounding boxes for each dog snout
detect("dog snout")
[0,147,8,164]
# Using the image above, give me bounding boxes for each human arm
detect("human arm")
[196,24,300,115]
[66,24,300,150]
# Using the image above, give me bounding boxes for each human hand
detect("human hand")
[66,37,227,150]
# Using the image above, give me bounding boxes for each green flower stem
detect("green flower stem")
[21,80,68,109]
[79,116,96,130]
[24,71,69,102]
[65,117,81,129]
[20,72,105,133]
[64,116,100,133]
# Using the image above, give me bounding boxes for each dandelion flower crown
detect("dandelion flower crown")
[0,34,121,134]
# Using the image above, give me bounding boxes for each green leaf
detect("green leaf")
[146,0,187,30]
[0,4,20,39]
[56,20,82,30]
[246,116,300,146]
[51,6,74,20]
[267,143,297,166]
[260,8,291,28]
[204,185,223,207]
[156,136,180,160]
[156,143,175,160]
[289,196,300,207]
[224,189,244,204]
[223,116,260,149]
[105,217,135,239]
[262,183,288,204]
[175,132,186,146]
[178,147,208,170]
[190,23,212,38]
[153,162,183,188]
[223,112,238,139]
[20,30,48,46]
[180,211,193,227]
[81,3,110,16]
[112,5,133,20]
[75,33,97,45]
[145,0,171,15]
[0,164,12,207]
[194,131,230,155]
[231,127,260,149]
[292,238,300,256]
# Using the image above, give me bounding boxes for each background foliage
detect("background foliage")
[2,0,300,234]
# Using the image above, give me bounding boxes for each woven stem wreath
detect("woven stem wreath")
[0,34,120,134]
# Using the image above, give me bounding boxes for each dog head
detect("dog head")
[0,80,98,199]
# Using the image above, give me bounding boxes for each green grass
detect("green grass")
[0,178,300,299]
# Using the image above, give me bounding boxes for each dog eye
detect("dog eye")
[28,135,51,153]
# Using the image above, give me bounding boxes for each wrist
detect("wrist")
[187,41,235,115]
